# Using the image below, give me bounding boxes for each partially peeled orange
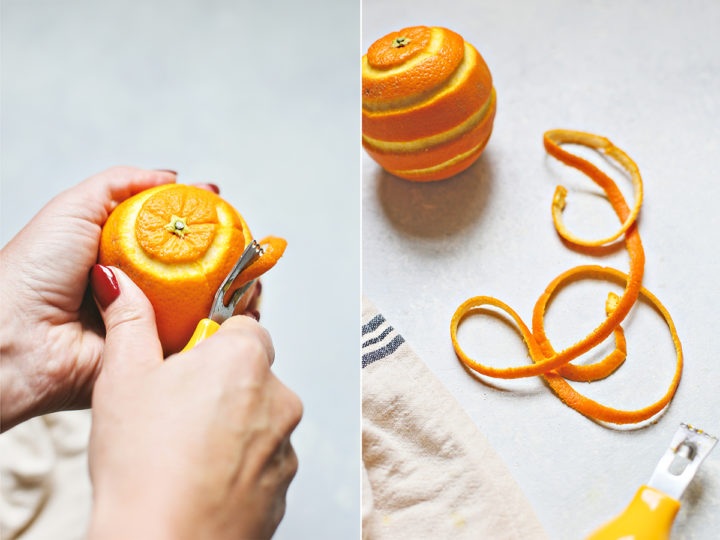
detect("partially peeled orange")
[362,26,496,181]
[99,184,285,354]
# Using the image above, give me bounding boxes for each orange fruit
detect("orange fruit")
[362,26,496,182]
[99,184,285,354]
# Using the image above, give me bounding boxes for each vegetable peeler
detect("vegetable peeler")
[586,423,717,540]
[180,240,264,352]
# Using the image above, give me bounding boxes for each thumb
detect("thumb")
[90,264,163,375]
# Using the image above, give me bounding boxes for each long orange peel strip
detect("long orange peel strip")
[450,129,682,424]
[546,130,643,247]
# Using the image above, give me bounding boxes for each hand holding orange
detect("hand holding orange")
[362,26,496,181]
[99,184,285,354]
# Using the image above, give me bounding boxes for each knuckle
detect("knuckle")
[278,385,303,428]
[222,314,258,332]
[236,335,270,367]
[211,333,270,383]
[288,391,303,423]
[285,445,299,478]
[219,319,273,362]
[223,316,273,350]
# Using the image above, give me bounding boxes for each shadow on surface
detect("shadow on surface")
[375,151,495,238]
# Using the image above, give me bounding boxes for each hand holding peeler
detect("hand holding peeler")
[180,240,264,352]
[586,423,717,540]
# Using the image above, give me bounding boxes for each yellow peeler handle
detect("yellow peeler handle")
[586,486,680,540]
[180,318,220,352]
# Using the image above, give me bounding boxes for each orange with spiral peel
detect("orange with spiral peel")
[99,184,285,354]
[362,26,496,181]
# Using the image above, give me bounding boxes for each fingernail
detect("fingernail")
[255,281,262,295]
[246,309,260,322]
[194,183,220,194]
[156,169,178,175]
[91,264,120,308]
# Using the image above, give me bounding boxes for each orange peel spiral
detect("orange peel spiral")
[450,129,682,424]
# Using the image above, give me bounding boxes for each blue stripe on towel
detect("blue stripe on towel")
[362,314,385,336]
[362,335,405,368]
[361,326,393,348]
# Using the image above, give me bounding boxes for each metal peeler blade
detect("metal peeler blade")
[647,423,717,500]
[208,240,263,323]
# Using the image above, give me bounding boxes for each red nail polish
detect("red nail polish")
[193,183,219,194]
[91,264,120,308]
[247,310,260,322]
[156,169,178,175]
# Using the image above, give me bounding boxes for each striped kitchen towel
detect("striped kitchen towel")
[361,312,405,368]
[362,297,548,540]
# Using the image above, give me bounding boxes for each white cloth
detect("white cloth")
[362,298,548,540]
[0,411,92,540]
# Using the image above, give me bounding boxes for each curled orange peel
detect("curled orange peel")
[235,236,287,286]
[539,266,682,425]
[226,236,287,303]
[550,292,627,383]
[450,129,682,424]
[545,130,643,248]
[449,291,627,382]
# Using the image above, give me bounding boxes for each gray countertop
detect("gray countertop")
[363,2,720,539]
[1,0,359,537]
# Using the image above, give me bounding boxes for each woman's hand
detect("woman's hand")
[87,267,302,540]
[0,167,177,430]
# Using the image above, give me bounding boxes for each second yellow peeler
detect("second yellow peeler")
[586,423,717,540]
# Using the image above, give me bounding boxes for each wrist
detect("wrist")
[0,283,41,431]
[0,283,69,430]
[88,477,212,540]
[0,353,36,431]
[0,248,95,430]
[88,493,181,540]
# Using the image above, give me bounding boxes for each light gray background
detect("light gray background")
[363,1,719,539]
[1,0,359,538]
